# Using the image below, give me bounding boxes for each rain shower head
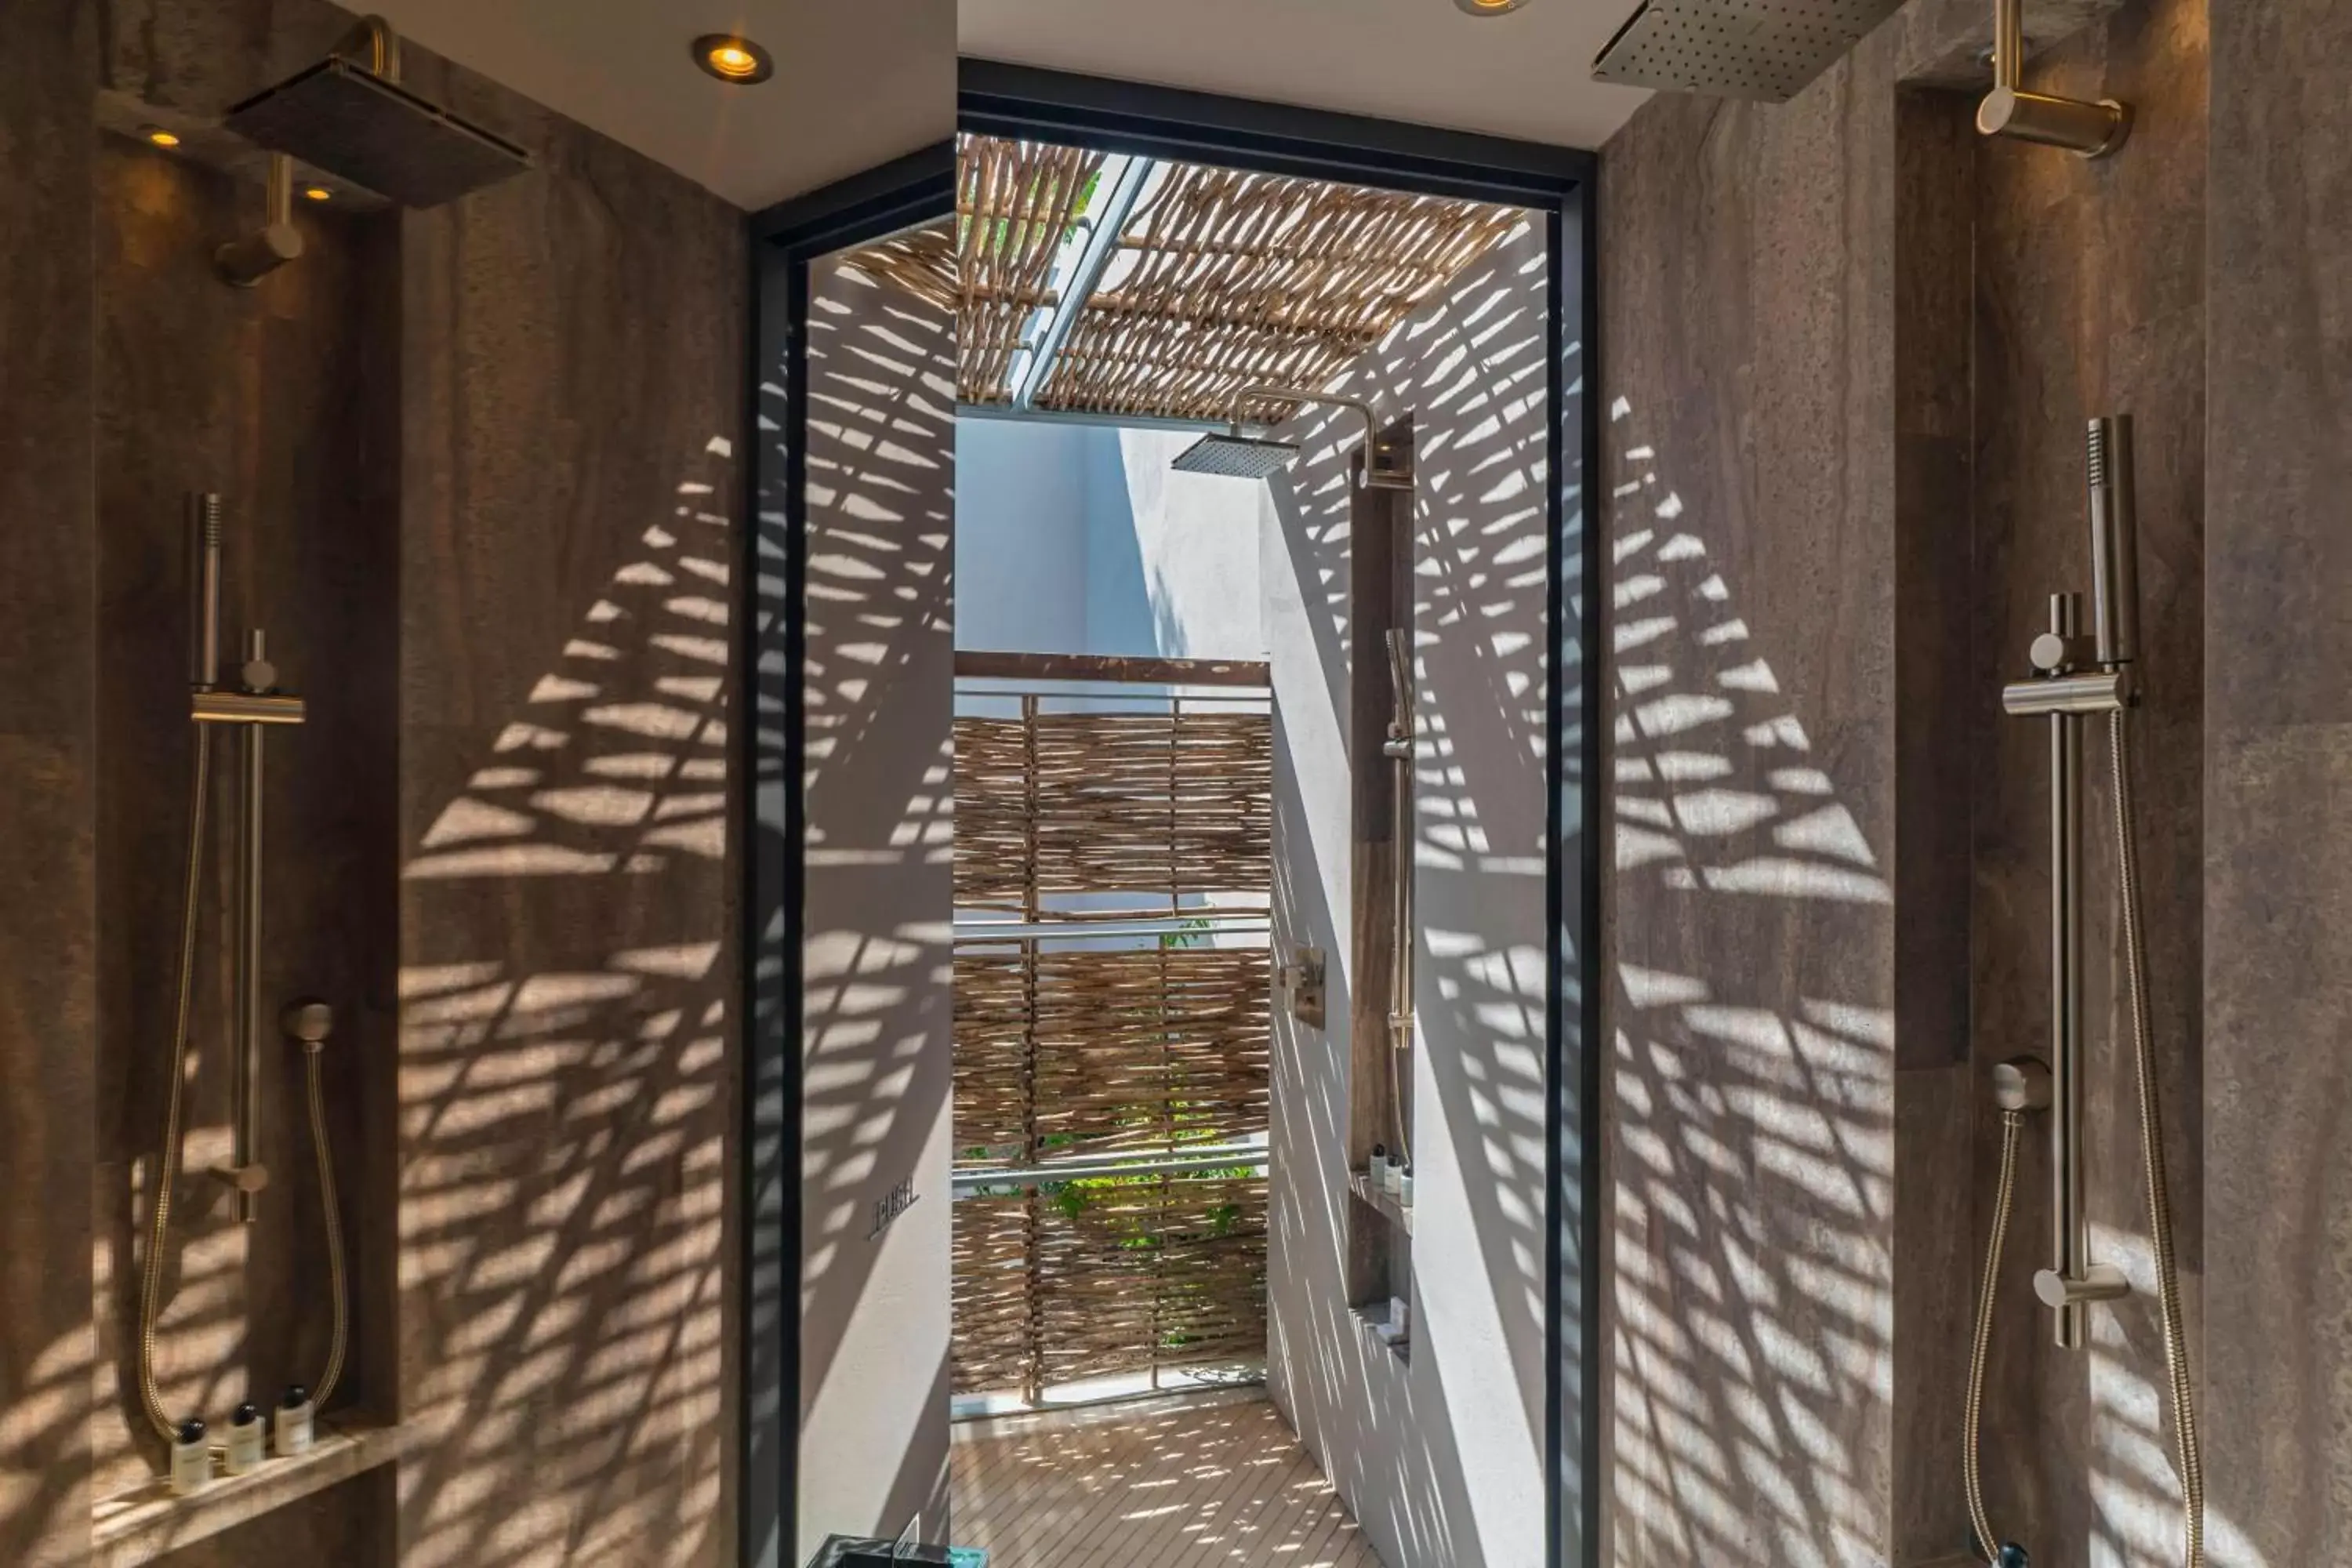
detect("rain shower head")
[223,49,529,209]
[1592,0,1907,101]
[1171,431,1302,481]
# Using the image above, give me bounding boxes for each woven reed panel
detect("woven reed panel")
[1036,162,1525,423]
[950,1196,1035,1393]
[953,1174,1269,1392]
[953,710,1272,913]
[954,947,1273,1159]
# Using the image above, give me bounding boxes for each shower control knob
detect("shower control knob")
[282,998,334,1049]
[2029,631,2091,673]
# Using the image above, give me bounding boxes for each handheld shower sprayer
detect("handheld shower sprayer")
[1975,417,2203,1566]
[138,493,350,1467]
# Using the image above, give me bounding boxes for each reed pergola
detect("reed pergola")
[844,133,1526,426]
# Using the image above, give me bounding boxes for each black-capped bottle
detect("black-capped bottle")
[274,1384,314,1457]
[169,1417,211,1494]
[226,1400,266,1474]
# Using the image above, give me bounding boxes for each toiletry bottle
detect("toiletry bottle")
[226,1401,266,1475]
[1399,1163,1414,1207]
[274,1384,314,1457]
[169,1417,211,1494]
[1368,1142,1386,1183]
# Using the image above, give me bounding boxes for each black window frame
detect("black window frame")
[742,64,1603,1568]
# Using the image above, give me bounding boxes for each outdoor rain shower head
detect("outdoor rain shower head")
[223,16,531,209]
[1172,384,1410,489]
[1172,431,1303,481]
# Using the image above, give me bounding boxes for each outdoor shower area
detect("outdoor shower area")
[779,116,1572,1568]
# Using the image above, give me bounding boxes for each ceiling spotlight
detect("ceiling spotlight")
[302,185,332,201]
[1454,0,1530,13]
[693,34,773,83]
[144,126,182,147]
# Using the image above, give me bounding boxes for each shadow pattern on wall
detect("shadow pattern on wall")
[394,440,735,1568]
[789,248,959,1553]
[1603,398,1900,1567]
[1265,221,1552,1568]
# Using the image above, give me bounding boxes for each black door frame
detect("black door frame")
[743,64,1603,1568]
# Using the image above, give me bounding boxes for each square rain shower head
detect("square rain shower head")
[1171,431,1301,481]
[1592,0,1907,101]
[223,58,531,209]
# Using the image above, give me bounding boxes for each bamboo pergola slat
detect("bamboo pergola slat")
[838,135,1523,423]
[956,135,1105,408]
[1036,159,1525,423]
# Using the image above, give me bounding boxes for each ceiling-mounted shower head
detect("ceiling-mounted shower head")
[222,17,529,209]
[1172,431,1303,482]
[1592,0,1906,101]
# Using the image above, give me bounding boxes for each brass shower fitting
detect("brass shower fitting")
[1976,0,2131,157]
[1384,629,1418,1165]
[214,20,398,285]
[1383,627,1418,1058]
[138,492,349,1457]
[1984,417,2204,1568]
[215,153,303,287]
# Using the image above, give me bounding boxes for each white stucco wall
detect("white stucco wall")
[1263,219,1553,1568]
[954,420,1262,661]
[797,251,958,1560]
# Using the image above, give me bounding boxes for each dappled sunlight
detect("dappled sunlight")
[783,241,960,1550]
[0,1326,95,1559]
[1264,218,1551,1568]
[951,1393,1381,1566]
[393,434,735,1568]
[1605,396,1895,1567]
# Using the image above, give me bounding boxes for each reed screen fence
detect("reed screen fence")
[952,664,1274,1399]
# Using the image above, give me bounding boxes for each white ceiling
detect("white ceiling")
[368,0,956,212]
[960,0,1652,157]
[365,0,1647,212]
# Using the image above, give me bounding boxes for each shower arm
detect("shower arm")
[1224,385,1412,489]
[330,15,401,82]
[1976,0,2131,158]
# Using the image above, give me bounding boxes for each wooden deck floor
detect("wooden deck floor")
[949,1390,1385,1567]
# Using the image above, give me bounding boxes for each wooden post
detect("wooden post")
[1019,692,1044,1405]
[1346,419,1415,1310]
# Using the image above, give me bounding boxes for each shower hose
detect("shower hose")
[137,728,349,1456]
[1961,708,2204,1568]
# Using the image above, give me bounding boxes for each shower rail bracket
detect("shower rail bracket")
[2034,1262,2130,1310]
[207,1160,270,1196]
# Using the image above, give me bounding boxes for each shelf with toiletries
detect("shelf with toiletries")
[1347,1162,1415,1236]
[92,1418,412,1568]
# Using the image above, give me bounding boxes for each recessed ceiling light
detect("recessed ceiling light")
[144,126,182,147]
[303,185,332,202]
[1454,0,1529,13]
[693,34,773,84]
